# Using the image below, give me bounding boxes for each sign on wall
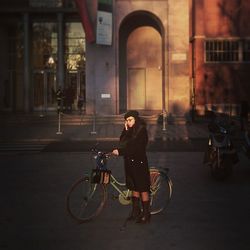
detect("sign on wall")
[29,0,62,7]
[96,0,113,46]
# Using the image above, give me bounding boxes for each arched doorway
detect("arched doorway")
[119,11,164,114]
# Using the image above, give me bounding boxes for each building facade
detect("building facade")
[0,0,86,114]
[191,0,250,116]
[0,0,249,119]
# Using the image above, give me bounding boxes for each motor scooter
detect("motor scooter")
[204,113,239,180]
[242,131,250,159]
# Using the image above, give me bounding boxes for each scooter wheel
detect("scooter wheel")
[210,157,232,181]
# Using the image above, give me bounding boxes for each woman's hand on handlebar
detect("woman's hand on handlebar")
[112,149,119,156]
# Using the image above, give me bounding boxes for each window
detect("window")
[29,0,62,7]
[205,40,239,62]
[8,25,23,71]
[32,23,58,69]
[243,40,250,62]
[205,39,250,63]
[65,23,85,71]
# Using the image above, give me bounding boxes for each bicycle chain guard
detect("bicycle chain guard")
[118,191,132,205]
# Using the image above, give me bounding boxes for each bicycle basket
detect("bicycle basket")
[91,169,111,184]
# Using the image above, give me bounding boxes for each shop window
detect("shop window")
[32,23,57,69]
[7,26,23,71]
[1,24,24,110]
[65,23,85,71]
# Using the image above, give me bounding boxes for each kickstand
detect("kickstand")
[120,218,129,232]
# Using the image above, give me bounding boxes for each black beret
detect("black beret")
[124,110,139,119]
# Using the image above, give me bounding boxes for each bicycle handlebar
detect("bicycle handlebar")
[91,148,116,170]
[91,149,113,157]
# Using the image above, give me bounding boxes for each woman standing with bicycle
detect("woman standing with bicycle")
[112,110,151,224]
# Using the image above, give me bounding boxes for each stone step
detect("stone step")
[1,113,193,125]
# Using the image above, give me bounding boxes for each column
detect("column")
[23,12,30,112]
[57,12,64,89]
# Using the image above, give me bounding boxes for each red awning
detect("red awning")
[74,0,95,43]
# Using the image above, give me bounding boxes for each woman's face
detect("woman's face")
[125,116,135,128]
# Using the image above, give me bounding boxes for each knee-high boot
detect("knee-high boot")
[127,197,141,221]
[136,200,151,224]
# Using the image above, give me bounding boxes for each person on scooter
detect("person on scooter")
[240,100,249,131]
[112,110,151,224]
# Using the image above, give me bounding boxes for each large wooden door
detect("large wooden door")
[128,68,145,109]
[127,26,162,111]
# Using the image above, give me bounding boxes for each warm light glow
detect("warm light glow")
[48,56,55,66]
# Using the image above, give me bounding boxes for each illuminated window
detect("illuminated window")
[32,23,58,69]
[65,23,85,71]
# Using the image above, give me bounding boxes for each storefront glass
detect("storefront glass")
[65,22,85,71]
[64,22,86,112]
[32,22,57,70]
[32,22,57,111]
[5,24,24,111]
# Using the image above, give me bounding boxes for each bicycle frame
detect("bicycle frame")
[66,150,173,223]
[107,168,173,206]
[90,150,132,203]
[91,151,173,207]
[109,174,132,204]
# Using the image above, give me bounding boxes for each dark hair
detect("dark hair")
[124,110,139,120]
[126,115,147,136]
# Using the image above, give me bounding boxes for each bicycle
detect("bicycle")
[66,149,173,223]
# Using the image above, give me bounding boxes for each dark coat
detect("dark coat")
[118,119,150,192]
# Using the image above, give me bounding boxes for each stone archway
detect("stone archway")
[119,11,164,114]
[127,26,162,111]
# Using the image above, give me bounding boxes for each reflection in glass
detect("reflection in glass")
[47,72,57,106]
[34,73,44,107]
[65,23,85,70]
[5,23,24,110]
[32,22,58,69]
[33,72,57,110]
[32,23,57,111]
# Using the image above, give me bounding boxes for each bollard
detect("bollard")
[162,110,167,131]
[90,112,97,135]
[56,111,63,135]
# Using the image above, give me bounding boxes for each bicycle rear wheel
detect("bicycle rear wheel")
[66,176,107,223]
[149,168,173,215]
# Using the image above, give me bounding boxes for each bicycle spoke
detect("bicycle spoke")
[149,169,172,215]
[66,177,106,223]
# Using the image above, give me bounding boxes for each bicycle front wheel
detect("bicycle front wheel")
[149,168,173,215]
[66,176,107,223]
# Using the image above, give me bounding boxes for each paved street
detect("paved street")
[0,113,209,143]
[0,113,249,250]
[1,150,250,250]
[0,112,245,154]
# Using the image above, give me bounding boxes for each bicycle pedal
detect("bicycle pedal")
[112,195,118,200]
